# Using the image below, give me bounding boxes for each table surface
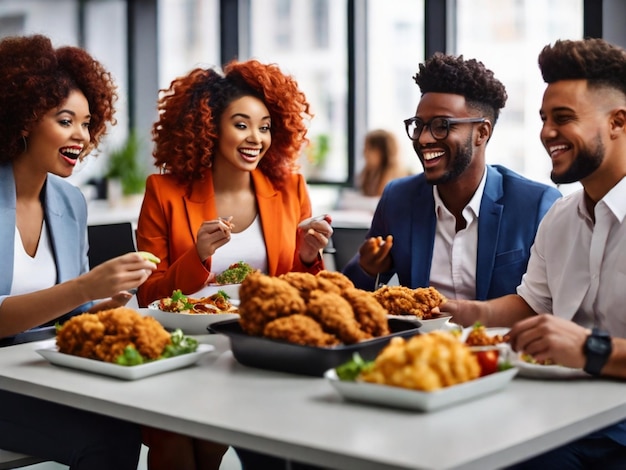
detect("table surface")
[1,334,625,470]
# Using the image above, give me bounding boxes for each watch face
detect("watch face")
[588,336,612,353]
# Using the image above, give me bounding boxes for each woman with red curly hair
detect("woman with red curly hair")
[0,34,157,469]
[136,60,332,469]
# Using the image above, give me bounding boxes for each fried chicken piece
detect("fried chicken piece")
[305,290,369,344]
[373,286,422,317]
[413,287,447,319]
[56,307,172,363]
[278,272,324,302]
[360,332,480,391]
[372,285,445,319]
[238,271,306,335]
[263,314,340,347]
[315,270,355,293]
[341,288,389,337]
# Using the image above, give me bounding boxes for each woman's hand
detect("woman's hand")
[358,235,393,276]
[298,215,333,265]
[77,252,157,302]
[196,217,234,261]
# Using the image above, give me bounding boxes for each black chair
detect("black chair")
[330,226,369,272]
[87,222,136,269]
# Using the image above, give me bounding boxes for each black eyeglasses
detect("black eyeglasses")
[403,116,487,141]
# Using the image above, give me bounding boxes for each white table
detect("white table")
[1,335,625,470]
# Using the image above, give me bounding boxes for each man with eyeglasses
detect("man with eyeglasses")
[343,53,561,302]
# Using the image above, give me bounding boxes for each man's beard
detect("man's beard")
[551,135,604,184]
[425,135,473,185]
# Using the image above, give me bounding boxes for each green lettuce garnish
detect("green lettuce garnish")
[335,353,374,381]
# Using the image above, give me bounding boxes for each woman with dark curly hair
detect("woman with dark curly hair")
[0,34,157,469]
[136,59,332,469]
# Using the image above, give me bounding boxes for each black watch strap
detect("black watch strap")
[583,328,612,376]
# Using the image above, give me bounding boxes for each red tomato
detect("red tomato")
[475,350,499,377]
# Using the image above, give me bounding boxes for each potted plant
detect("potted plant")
[105,131,147,204]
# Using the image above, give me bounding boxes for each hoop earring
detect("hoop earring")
[21,135,27,152]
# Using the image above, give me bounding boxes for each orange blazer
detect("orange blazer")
[135,169,324,306]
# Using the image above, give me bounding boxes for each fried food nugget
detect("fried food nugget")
[315,271,355,293]
[373,285,445,319]
[56,307,172,363]
[341,288,389,337]
[263,314,340,347]
[306,290,369,344]
[239,271,306,336]
[360,332,480,391]
[413,287,447,319]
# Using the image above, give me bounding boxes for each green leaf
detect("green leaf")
[335,353,374,381]
[116,345,145,366]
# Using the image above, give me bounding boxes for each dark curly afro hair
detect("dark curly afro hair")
[0,34,117,164]
[413,53,507,125]
[538,38,626,97]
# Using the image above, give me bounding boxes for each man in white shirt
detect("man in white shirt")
[441,37,626,469]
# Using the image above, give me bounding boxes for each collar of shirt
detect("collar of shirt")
[576,176,626,226]
[433,168,487,224]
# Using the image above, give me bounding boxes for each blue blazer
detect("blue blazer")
[343,165,562,300]
[0,164,91,326]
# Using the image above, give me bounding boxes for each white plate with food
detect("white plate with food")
[190,283,241,302]
[387,315,452,332]
[324,366,518,412]
[460,326,510,344]
[147,301,239,334]
[36,343,214,380]
[510,354,590,380]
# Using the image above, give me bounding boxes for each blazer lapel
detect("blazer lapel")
[252,171,280,274]
[410,182,437,287]
[183,171,218,243]
[44,178,78,283]
[476,166,504,300]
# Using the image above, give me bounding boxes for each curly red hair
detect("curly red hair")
[0,34,117,164]
[152,59,312,190]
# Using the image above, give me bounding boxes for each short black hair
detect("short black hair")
[413,53,507,125]
[538,38,626,97]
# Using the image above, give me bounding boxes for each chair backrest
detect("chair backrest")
[87,222,136,269]
[330,226,369,272]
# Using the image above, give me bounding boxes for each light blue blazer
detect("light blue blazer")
[343,165,562,300]
[0,164,91,327]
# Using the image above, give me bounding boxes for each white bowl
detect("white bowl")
[146,301,239,335]
[188,283,241,301]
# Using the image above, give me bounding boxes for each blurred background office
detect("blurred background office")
[1,0,625,216]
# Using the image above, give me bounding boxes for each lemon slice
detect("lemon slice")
[137,251,161,264]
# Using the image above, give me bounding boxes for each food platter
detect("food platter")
[147,301,240,334]
[460,326,510,343]
[189,283,241,301]
[36,342,214,380]
[509,354,591,380]
[324,366,518,412]
[208,318,421,377]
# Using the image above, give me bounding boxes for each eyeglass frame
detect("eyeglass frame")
[403,116,488,141]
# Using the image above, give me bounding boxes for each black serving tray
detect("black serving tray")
[208,318,421,377]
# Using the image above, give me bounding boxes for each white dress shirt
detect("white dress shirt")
[11,221,56,295]
[210,214,268,275]
[429,170,486,300]
[517,176,626,338]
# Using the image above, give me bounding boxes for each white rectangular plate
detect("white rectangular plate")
[325,367,518,412]
[36,344,214,380]
[510,355,590,380]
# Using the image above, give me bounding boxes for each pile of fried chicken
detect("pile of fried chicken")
[373,285,446,319]
[56,307,172,363]
[360,332,480,391]
[238,270,445,347]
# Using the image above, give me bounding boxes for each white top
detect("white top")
[11,221,56,295]
[517,176,626,337]
[211,214,268,275]
[429,170,486,300]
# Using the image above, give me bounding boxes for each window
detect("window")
[454,0,583,189]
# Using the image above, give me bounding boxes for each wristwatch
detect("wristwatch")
[583,328,612,376]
